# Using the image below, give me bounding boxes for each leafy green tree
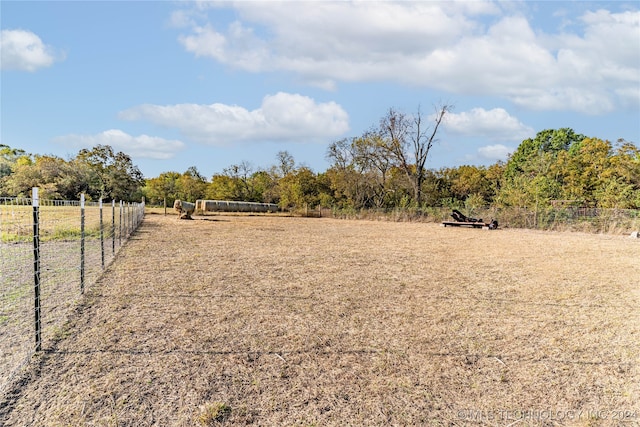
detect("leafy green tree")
[143,171,181,206]
[0,145,28,179]
[499,129,586,208]
[326,134,402,209]
[611,140,640,188]
[2,155,51,198]
[419,169,445,207]
[0,145,30,196]
[504,128,586,181]
[607,140,640,208]
[206,174,239,201]
[75,144,144,201]
[278,166,324,209]
[554,137,611,205]
[3,155,93,200]
[326,138,371,208]
[209,161,257,201]
[485,161,506,202]
[251,170,279,203]
[554,138,640,208]
[206,161,273,202]
[353,133,396,207]
[55,159,95,199]
[446,165,493,204]
[177,166,208,202]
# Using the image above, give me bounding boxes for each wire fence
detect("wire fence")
[325,206,640,233]
[0,188,145,393]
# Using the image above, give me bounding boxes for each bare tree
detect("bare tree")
[275,151,295,177]
[379,104,451,206]
[326,138,354,171]
[223,161,255,200]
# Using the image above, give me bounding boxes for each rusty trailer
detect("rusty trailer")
[442,209,498,230]
[441,220,498,229]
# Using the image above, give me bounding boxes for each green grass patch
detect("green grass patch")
[2,205,109,242]
[197,402,232,425]
[1,283,31,306]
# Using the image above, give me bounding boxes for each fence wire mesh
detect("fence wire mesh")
[1,192,144,393]
[327,205,640,233]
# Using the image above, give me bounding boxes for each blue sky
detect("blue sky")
[2,1,639,179]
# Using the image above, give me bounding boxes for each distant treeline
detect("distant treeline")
[0,144,143,202]
[145,127,639,212]
[2,128,639,212]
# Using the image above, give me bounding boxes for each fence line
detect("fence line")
[1,188,145,393]
[324,205,640,233]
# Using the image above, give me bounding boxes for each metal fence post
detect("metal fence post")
[124,202,128,238]
[32,187,42,352]
[119,200,123,246]
[100,198,105,269]
[80,194,85,294]
[111,200,115,255]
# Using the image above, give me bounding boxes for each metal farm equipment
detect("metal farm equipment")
[442,209,498,230]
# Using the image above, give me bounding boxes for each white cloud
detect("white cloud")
[179,22,271,72]
[119,92,350,145]
[53,130,185,160]
[168,9,198,29]
[174,3,639,114]
[443,108,534,142]
[0,29,61,71]
[477,144,512,162]
[176,2,485,84]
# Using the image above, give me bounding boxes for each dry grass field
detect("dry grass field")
[1,213,639,426]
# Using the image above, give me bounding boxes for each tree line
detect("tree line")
[1,108,639,211]
[144,108,639,211]
[0,144,144,201]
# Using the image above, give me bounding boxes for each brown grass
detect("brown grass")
[1,213,639,426]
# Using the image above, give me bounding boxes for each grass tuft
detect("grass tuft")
[197,402,232,425]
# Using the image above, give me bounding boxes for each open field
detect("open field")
[0,204,107,243]
[1,213,639,426]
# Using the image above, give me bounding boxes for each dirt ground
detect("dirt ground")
[1,213,639,426]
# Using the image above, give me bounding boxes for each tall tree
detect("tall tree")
[504,128,586,181]
[327,133,400,208]
[278,166,324,209]
[498,128,587,208]
[75,145,144,201]
[379,105,450,206]
[555,137,640,208]
[326,138,364,208]
[353,133,395,207]
[177,166,208,202]
[275,151,295,178]
[0,145,28,179]
[144,171,181,205]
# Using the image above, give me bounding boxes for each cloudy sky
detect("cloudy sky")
[2,1,638,179]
